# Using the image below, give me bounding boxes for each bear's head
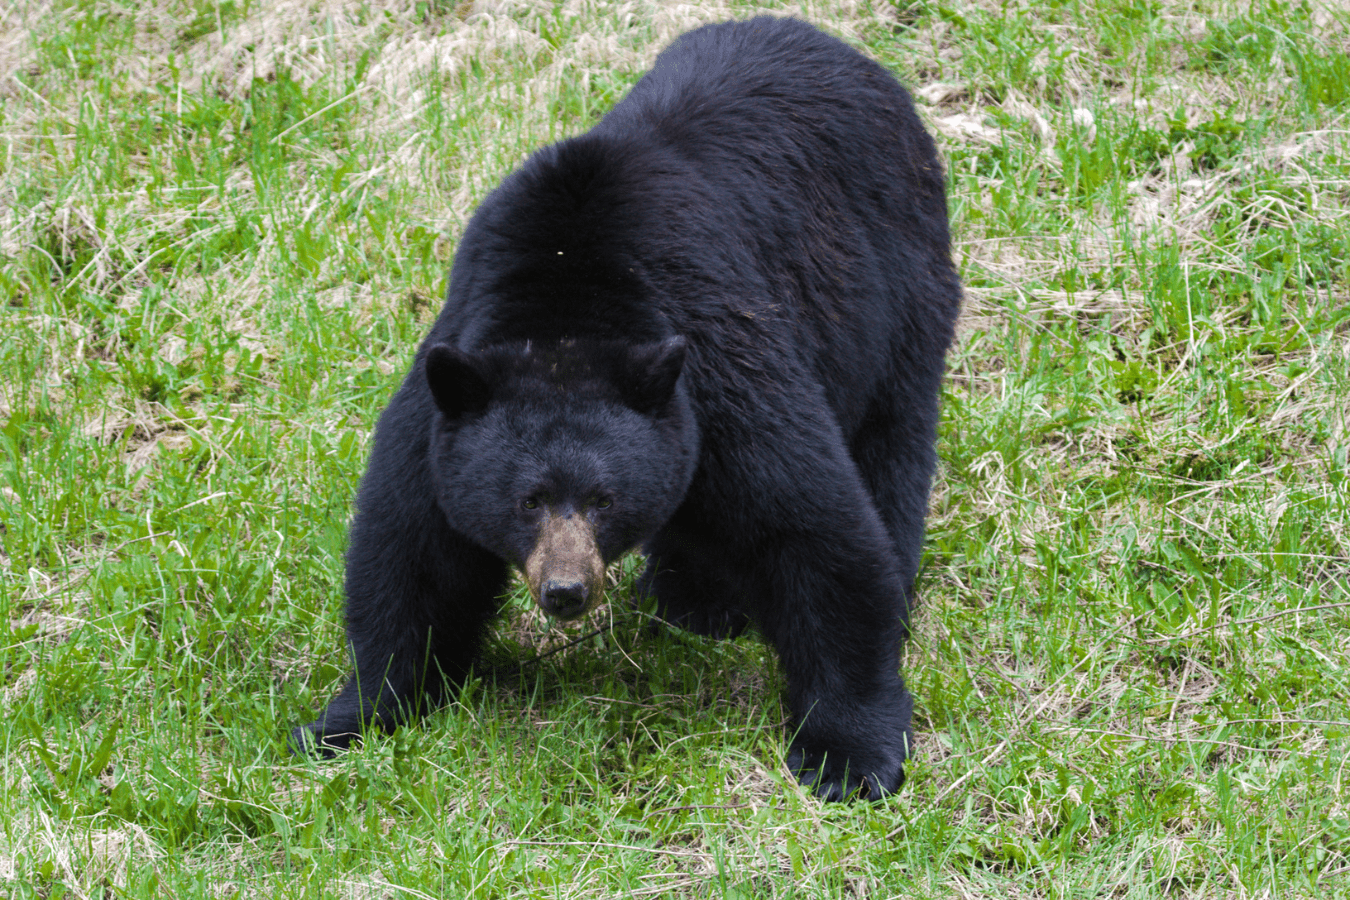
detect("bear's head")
[425,336,697,620]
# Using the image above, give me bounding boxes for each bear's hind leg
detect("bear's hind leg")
[849,390,942,615]
[639,526,749,640]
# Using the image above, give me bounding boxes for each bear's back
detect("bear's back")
[437,17,959,432]
[597,17,946,232]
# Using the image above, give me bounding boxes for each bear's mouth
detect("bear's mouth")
[523,510,607,620]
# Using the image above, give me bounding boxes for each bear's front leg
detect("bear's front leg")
[745,481,915,801]
[290,475,507,756]
[639,520,751,639]
[783,673,913,802]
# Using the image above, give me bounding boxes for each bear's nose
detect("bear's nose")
[540,580,589,619]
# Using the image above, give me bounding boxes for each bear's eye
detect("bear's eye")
[521,498,538,511]
[596,497,612,510]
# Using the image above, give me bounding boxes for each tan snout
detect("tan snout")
[523,511,606,620]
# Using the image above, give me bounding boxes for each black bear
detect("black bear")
[291,16,960,801]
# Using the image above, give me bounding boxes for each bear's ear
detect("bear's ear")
[620,336,687,414]
[426,345,492,420]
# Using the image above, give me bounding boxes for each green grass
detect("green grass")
[2,0,1348,896]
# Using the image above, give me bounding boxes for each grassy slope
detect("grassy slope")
[2,0,1348,896]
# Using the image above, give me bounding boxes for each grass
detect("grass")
[1,0,1348,896]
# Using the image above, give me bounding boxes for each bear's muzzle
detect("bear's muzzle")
[523,510,606,620]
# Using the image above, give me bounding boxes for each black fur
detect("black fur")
[290,17,960,801]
